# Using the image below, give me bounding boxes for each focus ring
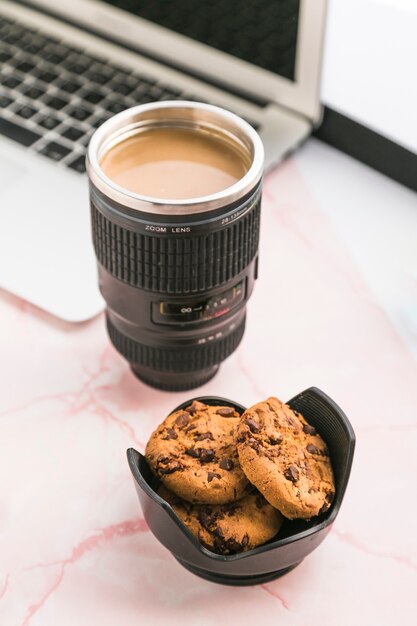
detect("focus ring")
[91,196,261,295]
[106,313,246,372]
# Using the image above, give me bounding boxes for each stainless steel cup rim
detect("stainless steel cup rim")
[86,101,264,216]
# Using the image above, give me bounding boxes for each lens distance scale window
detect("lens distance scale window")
[152,280,245,326]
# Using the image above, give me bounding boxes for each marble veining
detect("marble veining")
[1,142,416,625]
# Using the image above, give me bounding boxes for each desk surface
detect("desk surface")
[1,139,416,626]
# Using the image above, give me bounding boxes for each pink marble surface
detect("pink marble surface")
[1,151,417,625]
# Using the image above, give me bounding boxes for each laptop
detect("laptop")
[0,0,327,321]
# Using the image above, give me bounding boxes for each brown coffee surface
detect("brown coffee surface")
[100,127,248,199]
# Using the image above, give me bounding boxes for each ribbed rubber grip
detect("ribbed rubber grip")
[91,198,261,295]
[106,313,246,372]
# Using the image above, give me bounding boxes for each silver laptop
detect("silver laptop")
[0,0,327,321]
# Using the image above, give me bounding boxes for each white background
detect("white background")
[321,0,417,153]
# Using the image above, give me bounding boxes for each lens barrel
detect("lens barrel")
[87,102,264,391]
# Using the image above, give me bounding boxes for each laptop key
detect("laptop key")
[23,42,43,55]
[62,59,89,75]
[0,94,13,108]
[134,93,154,104]
[34,69,59,84]
[85,68,113,85]
[15,105,38,119]
[148,85,164,99]
[22,85,46,100]
[42,44,68,63]
[14,60,36,73]
[94,63,116,78]
[110,81,135,97]
[159,90,183,101]
[82,89,105,105]
[0,117,41,146]
[43,95,69,110]
[37,114,61,130]
[43,51,66,65]
[90,116,109,129]
[55,78,84,94]
[67,154,86,173]
[104,100,126,114]
[0,50,13,63]
[67,106,93,121]
[38,141,71,161]
[61,126,85,142]
[2,32,20,45]
[2,75,22,89]
[159,86,183,99]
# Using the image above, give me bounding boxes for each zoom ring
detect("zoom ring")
[91,197,261,295]
[106,313,246,372]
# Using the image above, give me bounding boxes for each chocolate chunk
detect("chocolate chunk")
[237,432,247,443]
[198,448,215,463]
[213,526,225,539]
[195,432,214,441]
[247,437,259,451]
[255,494,265,509]
[185,447,199,458]
[198,506,219,529]
[198,509,212,529]
[244,418,260,433]
[213,536,226,553]
[219,457,234,471]
[284,465,299,482]
[186,447,215,463]
[185,423,197,432]
[175,411,190,428]
[306,443,318,454]
[186,400,206,414]
[241,533,249,547]
[303,423,316,435]
[207,471,221,482]
[269,434,283,445]
[163,427,177,440]
[286,415,299,428]
[156,453,182,475]
[224,537,242,552]
[159,461,181,474]
[216,407,236,417]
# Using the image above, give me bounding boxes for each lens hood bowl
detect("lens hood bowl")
[127,387,355,585]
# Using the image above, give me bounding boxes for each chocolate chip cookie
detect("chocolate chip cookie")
[236,397,335,519]
[146,400,249,504]
[158,484,283,555]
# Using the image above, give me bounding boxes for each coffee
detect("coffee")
[100,127,249,200]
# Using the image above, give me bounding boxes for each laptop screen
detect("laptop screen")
[101,0,300,82]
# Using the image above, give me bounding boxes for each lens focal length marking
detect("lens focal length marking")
[91,184,261,237]
[152,281,245,326]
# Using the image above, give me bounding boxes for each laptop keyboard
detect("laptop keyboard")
[0,14,258,175]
